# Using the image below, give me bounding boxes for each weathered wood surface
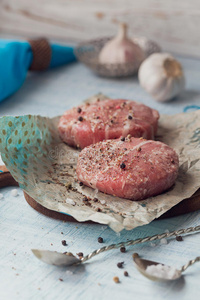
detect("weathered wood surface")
[0,0,200,57]
[0,33,200,299]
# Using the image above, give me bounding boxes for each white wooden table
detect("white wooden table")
[0,50,200,300]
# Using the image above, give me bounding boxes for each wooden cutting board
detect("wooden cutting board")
[1,165,200,222]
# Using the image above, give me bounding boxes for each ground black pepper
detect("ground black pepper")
[128,115,133,120]
[121,137,125,141]
[77,107,82,113]
[79,182,83,186]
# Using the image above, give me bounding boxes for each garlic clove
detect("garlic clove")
[138,53,185,102]
[99,23,145,65]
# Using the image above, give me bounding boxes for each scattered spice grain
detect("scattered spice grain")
[98,237,103,243]
[120,246,126,253]
[117,262,124,269]
[62,240,67,246]
[120,162,126,169]
[113,276,120,283]
[78,116,83,122]
[176,236,183,242]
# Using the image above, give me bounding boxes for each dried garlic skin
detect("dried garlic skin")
[138,53,185,102]
[99,23,145,66]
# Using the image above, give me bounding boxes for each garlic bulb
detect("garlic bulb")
[99,23,144,65]
[132,36,161,58]
[138,53,185,102]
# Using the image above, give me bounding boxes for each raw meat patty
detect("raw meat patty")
[58,99,159,149]
[76,137,179,200]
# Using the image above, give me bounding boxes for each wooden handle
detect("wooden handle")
[0,165,79,223]
[0,165,18,188]
[1,165,200,222]
[24,192,83,223]
[159,190,200,219]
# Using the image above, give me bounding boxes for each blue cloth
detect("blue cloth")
[0,39,76,102]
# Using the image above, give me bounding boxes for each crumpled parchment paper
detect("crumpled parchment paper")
[0,95,200,232]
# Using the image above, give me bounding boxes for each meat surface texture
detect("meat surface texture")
[58,99,159,149]
[76,137,179,201]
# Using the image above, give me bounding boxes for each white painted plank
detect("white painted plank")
[0,36,200,299]
[0,0,200,57]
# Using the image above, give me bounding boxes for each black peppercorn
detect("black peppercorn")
[120,162,126,169]
[78,116,83,122]
[176,236,183,242]
[117,262,124,269]
[98,237,103,243]
[62,240,67,246]
[120,246,126,253]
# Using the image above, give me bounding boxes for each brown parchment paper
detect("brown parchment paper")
[0,95,200,232]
